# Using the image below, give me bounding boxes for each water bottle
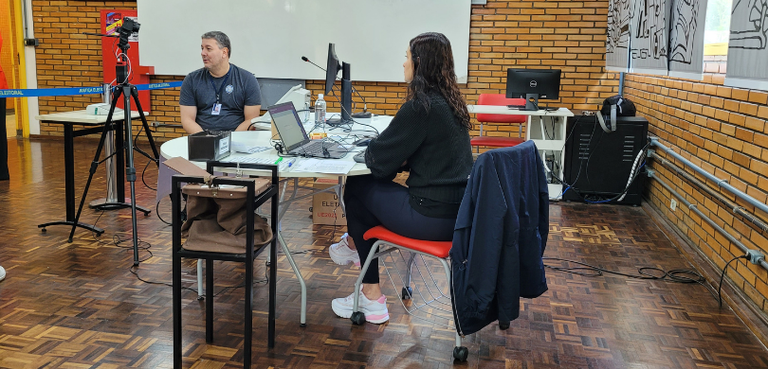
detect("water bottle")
[315,94,326,124]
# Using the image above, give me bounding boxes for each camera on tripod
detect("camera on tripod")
[118,17,140,51]
[67,14,160,264]
[116,17,140,83]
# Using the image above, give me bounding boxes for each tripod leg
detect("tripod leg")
[67,87,125,243]
[129,87,159,165]
[123,85,141,266]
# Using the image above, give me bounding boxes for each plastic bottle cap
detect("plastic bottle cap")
[318,94,323,100]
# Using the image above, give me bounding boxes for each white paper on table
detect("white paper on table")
[290,158,355,174]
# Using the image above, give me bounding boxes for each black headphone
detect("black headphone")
[273,142,285,154]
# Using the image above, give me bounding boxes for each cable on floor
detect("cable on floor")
[543,257,721,302]
[129,262,269,298]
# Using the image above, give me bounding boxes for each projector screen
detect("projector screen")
[136,0,472,83]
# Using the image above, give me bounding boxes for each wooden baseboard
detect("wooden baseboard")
[643,201,768,350]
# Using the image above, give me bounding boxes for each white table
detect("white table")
[160,115,391,324]
[36,110,142,237]
[467,105,574,200]
[160,131,373,178]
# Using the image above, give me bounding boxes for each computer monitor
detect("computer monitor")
[324,43,353,125]
[505,68,561,111]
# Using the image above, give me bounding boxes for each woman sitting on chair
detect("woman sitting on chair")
[329,32,473,324]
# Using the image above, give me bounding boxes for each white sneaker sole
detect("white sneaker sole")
[332,300,389,324]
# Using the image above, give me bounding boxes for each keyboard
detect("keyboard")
[295,140,327,156]
[353,151,366,163]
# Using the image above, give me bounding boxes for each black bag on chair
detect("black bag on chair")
[597,95,636,133]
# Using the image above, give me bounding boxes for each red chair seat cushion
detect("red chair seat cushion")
[363,225,452,259]
[470,136,525,148]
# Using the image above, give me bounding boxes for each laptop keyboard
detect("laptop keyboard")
[296,140,327,156]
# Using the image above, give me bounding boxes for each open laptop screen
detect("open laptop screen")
[269,102,308,152]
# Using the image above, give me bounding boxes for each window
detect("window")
[704,0,733,56]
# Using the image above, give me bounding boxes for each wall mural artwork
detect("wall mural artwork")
[668,0,707,77]
[670,0,699,64]
[729,0,768,50]
[630,0,670,73]
[726,0,768,88]
[606,0,633,71]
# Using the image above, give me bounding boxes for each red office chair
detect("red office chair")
[348,144,550,363]
[350,226,469,361]
[471,94,527,151]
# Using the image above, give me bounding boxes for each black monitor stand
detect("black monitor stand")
[327,62,353,126]
[523,94,540,111]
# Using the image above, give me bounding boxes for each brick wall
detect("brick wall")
[625,74,768,315]
[31,0,619,141]
[32,0,138,136]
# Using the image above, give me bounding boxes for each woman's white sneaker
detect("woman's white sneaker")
[331,286,389,324]
[329,233,360,266]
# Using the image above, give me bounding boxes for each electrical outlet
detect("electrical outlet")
[670,199,677,211]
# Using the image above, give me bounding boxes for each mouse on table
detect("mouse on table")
[353,138,373,147]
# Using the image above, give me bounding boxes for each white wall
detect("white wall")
[136,0,472,83]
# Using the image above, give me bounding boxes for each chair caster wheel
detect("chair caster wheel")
[300,323,307,327]
[197,295,204,301]
[41,228,47,233]
[350,311,366,325]
[401,286,413,300]
[453,346,468,361]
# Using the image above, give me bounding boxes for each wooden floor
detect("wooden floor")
[1,137,768,368]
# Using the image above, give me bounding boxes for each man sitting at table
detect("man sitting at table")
[179,31,262,134]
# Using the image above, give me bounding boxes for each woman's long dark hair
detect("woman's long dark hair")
[406,32,471,129]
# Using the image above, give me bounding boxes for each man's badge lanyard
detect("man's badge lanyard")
[209,66,233,116]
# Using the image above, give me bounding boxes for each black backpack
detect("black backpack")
[597,95,636,132]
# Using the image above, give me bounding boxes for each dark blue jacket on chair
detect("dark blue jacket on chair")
[450,141,549,336]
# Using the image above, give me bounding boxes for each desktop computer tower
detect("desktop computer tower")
[562,115,648,205]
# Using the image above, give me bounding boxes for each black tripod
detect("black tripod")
[68,48,159,266]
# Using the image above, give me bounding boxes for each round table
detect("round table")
[160,130,372,178]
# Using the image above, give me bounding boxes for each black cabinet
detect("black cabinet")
[562,115,648,205]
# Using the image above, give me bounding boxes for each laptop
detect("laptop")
[268,102,347,159]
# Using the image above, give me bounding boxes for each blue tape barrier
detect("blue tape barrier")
[137,82,184,91]
[0,81,183,98]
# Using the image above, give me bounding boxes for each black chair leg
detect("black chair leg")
[206,258,214,343]
[244,259,254,368]
[173,251,182,368]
